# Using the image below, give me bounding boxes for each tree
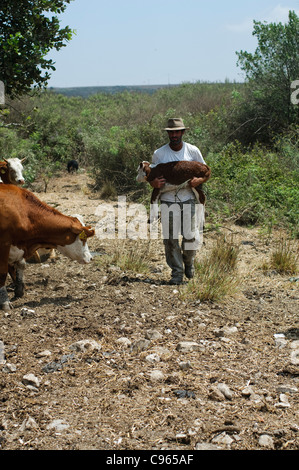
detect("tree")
[235,10,299,142]
[0,0,74,98]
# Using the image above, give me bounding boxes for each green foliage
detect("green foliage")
[0,0,74,97]
[207,141,299,228]
[0,81,298,231]
[235,11,299,142]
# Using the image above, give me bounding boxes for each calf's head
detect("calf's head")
[136,161,151,182]
[4,158,26,185]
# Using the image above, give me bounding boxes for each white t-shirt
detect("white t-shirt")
[151,142,206,202]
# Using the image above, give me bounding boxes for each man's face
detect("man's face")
[167,129,185,146]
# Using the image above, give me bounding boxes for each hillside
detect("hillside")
[48,84,179,98]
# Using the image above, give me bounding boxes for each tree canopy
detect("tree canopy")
[235,10,299,140]
[0,0,74,98]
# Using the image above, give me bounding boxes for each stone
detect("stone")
[47,419,69,432]
[258,434,274,449]
[0,341,5,365]
[290,349,299,365]
[149,370,164,382]
[208,386,225,402]
[19,416,38,432]
[36,350,52,358]
[2,363,16,373]
[276,385,298,394]
[214,326,238,337]
[195,442,221,450]
[241,385,254,397]
[69,339,101,353]
[145,353,161,363]
[179,361,192,370]
[217,383,233,400]
[145,329,162,341]
[211,432,234,447]
[116,337,132,347]
[22,373,40,389]
[131,339,151,353]
[176,341,201,353]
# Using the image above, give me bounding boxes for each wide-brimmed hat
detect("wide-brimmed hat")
[164,118,189,131]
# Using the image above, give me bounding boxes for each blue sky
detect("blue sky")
[46,0,299,87]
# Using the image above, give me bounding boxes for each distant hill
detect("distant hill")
[48,84,178,98]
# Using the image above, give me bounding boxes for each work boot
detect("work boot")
[169,277,183,285]
[184,264,195,279]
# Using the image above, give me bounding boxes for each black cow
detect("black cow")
[67,160,79,173]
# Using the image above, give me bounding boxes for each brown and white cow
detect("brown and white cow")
[0,158,26,185]
[0,184,95,311]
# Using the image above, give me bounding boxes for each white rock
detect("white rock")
[22,373,40,388]
[145,329,162,341]
[214,326,238,337]
[145,353,161,363]
[2,363,16,373]
[116,337,132,347]
[179,361,192,370]
[195,442,221,450]
[47,419,69,432]
[69,339,101,353]
[20,308,35,317]
[241,385,254,397]
[217,383,233,400]
[290,349,299,365]
[212,432,234,447]
[131,339,151,353]
[36,350,52,358]
[258,434,274,449]
[176,341,202,353]
[149,370,164,382]
[276,385,298,394]
[0,340,5,365]
[19,416,38,432]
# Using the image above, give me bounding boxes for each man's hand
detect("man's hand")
[150,176,166,188]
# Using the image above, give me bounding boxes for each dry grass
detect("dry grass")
[262,236,298,275]
[96,239,153,274]
[180,234,240,302]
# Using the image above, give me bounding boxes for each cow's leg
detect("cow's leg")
[0,274,11,312]
[149,189,160,223]
[0,247,12,311]
[9,259,26,298]
[193,187,206,205]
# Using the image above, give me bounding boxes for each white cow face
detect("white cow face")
[57,234,93,264]
[6,158,26,185]
[57,215,93,264]
[136,161,149,183]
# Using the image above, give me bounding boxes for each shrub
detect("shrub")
[180,234,240,302]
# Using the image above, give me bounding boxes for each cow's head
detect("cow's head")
[57,215,95,264]
[136,161,151,182]
[4,158,26,185]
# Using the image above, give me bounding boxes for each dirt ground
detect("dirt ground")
[0,170,298,451]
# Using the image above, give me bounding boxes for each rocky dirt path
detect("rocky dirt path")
[0,170,298,451]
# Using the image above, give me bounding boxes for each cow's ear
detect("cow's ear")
[78,227,95,239]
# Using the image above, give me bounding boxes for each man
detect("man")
[150,118,209,285]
